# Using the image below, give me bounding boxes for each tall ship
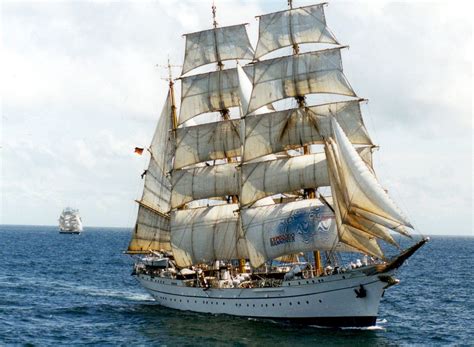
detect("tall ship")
[58,207,83,234]
[127,1,427,327]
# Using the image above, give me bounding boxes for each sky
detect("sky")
[1,0,472,236]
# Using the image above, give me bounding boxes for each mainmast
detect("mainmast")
[238,0,414,265]
[210,3,238,203]
[287,0,321,272]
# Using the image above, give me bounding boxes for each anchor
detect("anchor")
[354,284,367,298]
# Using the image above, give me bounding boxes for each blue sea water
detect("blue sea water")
[0,225,472,345]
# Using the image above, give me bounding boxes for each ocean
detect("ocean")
[1,225,472,345]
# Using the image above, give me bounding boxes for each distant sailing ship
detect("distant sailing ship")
[127,1,427,327]
[59,207,83,234]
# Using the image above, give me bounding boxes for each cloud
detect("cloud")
[1,0,472,235]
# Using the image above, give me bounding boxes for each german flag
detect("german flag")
[134,147,144,155]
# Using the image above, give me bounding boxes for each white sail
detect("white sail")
[182,24,254,75]
[174,119,241,169]
[345,212,397,246]
[246,48,356,114]
[323,136,390,257]
[352,207,411,237]
[140,92,174,214]
[171,163,240,208]
[58,207,83,232]
[255,4,338,59]
[356,146,374,174]
[179,68,241,124]
[171,204,247,267]
[244,100,371,161]
[242,200,350,267]
[331,118,412,228]
[129,204,172,253]
[237,63,274,116]
[128,92,174,253]
[241,153,330,206]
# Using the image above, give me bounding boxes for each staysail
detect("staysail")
[128,92,174,253]
[324,117,413,256]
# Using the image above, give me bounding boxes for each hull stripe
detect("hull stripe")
[139,277,380,300]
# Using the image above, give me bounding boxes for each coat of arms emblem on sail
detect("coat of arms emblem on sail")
[272,206,334,246]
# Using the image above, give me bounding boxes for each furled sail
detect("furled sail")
[171,163,240,209]
[242,200,351,267]
[179,68,240,124]
[241,153,330,206]
[255,4,339,59]
[128,92,174,253]
[171,204,247,267]
[182,24,254,75]
[244,100,371,161]
[245,48,356,114]
[174,119,241,169]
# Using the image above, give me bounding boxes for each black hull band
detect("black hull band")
[274,316,377,327]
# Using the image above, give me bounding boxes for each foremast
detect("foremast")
[127,61,178,254]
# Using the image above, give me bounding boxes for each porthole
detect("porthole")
[306,301,309,304]
[297,301,300,305]
[319,299,322,303]
[289,302,292,306]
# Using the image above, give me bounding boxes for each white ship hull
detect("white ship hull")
[59,230,82,234]
[136,269,392,327]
